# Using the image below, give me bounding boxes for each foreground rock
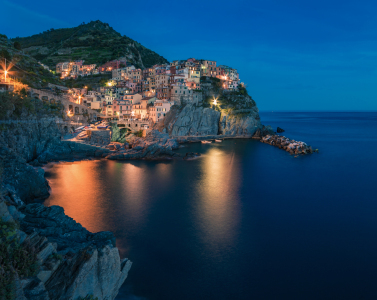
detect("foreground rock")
[0,117,130,299]
[261,135,318,155]
[1,186,131,300]
[106,130,181,160]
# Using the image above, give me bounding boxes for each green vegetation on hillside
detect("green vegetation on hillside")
[64,73,111,89]
[0,90,64,120]
[12,20,168,69]
[0,35,63,88]
[0,218,39,300]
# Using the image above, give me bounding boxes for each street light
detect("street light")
[213,98,217,106]
[4,70,7,82]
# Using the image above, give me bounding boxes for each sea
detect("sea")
[44,112,377,300]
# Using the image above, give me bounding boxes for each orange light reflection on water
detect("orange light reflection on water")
[119,163,148,227]
[45,161,108,233]
[196,147,242,250]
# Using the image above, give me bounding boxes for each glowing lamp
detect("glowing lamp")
[213,98,217,106]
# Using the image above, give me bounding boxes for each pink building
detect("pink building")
[112,99,133,119]
[149,100,172,123]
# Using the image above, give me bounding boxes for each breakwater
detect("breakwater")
[261,134,318,155]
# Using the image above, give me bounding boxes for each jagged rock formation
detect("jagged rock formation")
[156,100,264,138]
[218,107,261,136]
[106,130,180,160]
[0,116,130,299]
[156,77,269,138]
[0,188,131,300]
[156,105,221,136]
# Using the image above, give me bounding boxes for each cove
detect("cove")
[44,112,377,300]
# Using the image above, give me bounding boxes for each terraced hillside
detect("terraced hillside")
[0,34,62,88]
[12,20,168,70]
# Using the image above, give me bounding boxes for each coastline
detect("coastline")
[0,118,131,300]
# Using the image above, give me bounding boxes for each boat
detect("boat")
[215,139,222,142]
[201,140,212,144]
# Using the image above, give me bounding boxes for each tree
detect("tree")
[14,41,22,50]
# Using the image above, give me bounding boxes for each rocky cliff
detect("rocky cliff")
[158,104,221,136]
[218,107,261,136]
[155,77,272,138]
[156,94,266,138]
[0,116,130,299]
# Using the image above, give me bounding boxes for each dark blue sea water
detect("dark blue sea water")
[44,112,377,300]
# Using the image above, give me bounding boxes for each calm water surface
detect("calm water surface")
[44,112,377,300]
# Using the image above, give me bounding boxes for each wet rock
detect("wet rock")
[277,127,285,133]
[260,135,316,155]
[107,130,181,161]
[183,152,201,160]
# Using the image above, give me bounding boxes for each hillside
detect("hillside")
[0,34,63,88]
[12,20,169,69]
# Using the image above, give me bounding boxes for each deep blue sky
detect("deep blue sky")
[1,0,376,111]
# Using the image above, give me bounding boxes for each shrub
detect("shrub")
[0,50,12,61]
[13,42,22,50]
[0,91,64,120]
[0,219,39,300]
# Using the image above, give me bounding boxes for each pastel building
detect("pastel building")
[149,100,173,123]
[112,99,133,119]
[124,93,143,104]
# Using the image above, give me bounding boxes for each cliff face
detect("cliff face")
[157,97,263,137]
[156,78,267,138]
[218,107,261,136]
[0,117,130,299]
[159,105,221,136]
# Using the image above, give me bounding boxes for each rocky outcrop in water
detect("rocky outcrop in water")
[106,130,181,160]
[260,135,318,155]
[155,84,266,138]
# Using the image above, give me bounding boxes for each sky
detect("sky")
[1,0,376,111]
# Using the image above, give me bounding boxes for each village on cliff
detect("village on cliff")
[55,58,241,122]
[2,58,242,125]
